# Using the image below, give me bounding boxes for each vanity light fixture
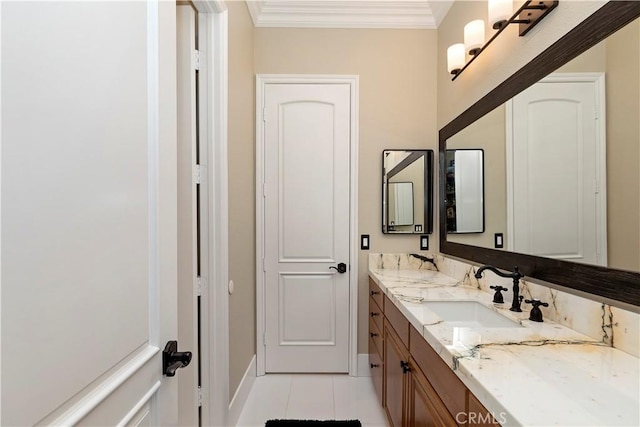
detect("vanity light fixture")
[450,0,559,81]
[464,20,485,55]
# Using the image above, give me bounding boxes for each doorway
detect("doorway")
[256,75,359,376]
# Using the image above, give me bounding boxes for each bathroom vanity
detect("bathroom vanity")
[368,256,639,426]
[369,275,497,427]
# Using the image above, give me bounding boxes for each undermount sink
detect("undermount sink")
[424,301,522,328]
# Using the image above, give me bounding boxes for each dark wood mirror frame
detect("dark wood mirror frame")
[439,1,640,310]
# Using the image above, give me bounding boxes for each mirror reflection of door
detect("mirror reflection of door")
[445,149,485,233]
[507,74,606,266]
[388,182,414,228]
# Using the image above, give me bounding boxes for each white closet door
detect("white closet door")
[1,1,179,425]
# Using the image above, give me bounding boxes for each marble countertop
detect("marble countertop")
[369,267,640,427]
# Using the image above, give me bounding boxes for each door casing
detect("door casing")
[184,1,230,425]
[255,74,359,376]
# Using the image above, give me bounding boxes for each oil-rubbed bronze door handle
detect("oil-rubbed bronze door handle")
[329,262,347,274]
[163,340,192,377]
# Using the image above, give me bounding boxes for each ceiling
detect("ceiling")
[245,0,455,29]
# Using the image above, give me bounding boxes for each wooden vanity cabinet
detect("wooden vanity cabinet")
[368,280,384,403]
[368,277,502,427]
[384,319,408,427]
[467,393,501,427]
[408,357,457,427]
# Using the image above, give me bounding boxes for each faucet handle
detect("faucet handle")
[524,299,549,322]
[489,285,508,304]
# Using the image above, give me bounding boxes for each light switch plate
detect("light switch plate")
[361,234,370,250]
[420,235,429,250]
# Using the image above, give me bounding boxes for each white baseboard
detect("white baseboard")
[228,355,257,426]
[357,353,371,377]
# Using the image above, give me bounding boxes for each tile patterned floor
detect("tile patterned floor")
[235,374,390,427]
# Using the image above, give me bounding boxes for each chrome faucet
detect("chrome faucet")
[474,266,524,312]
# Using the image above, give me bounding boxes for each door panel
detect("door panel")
[280,273,336,344]
[264,83,351,373]
[1,1,178,424]
[280,101,336,261]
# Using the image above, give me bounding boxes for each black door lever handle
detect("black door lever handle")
[329,262,347,274]
[163,340,192,377]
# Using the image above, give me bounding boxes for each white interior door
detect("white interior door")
[508,74,606,265]
[1,1,180,425]
[263,83,351,373]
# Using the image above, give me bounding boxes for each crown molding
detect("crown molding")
[245,0,453,29]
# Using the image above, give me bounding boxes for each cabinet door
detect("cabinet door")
[384,321,408,427]
[408,359,457,427]
[468,393,502,426]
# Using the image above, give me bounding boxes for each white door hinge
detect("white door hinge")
[196,276,203,296]
[263,183,266,198]
[195,164,201,185]
[193,49,200,71]
[262,107,266,122]
[262,257,266,272]
[263,331,267,346]
[197,386,203,407]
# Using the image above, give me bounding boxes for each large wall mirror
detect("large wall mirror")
[439,2,640,309]
[383,150,434,234]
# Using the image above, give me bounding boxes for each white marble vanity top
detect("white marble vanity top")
[369,267,640,427]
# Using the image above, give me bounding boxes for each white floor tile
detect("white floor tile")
[236,374,389,427]
[333,376,389,426]
[236,375,292,427]
[285,375,335,420]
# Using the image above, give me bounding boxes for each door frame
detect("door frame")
[255,74,359,376]
[505,72,607,265]
[189,1,229,425]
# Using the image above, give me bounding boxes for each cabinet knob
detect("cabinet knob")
[370,312,379,317]
[370,290,380,296]
[400,360,411,374]
[370,332,378,338]
[370,363,380,369]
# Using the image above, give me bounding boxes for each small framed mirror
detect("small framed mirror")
[382,149,434,234]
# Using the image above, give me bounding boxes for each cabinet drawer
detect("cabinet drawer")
[410,326,466,420]
[369,316,383,357]
[369,296,383,333]
[384,295,409,348]
[369,278,384,309]
[369,337,384,404]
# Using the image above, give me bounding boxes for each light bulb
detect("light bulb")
[447,43,465,75]
[489,0,512,30]
[464,20,485,55]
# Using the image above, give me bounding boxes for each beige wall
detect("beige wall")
[228,1,256,398]
[254,28,438,354]
[605,20,640,271]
